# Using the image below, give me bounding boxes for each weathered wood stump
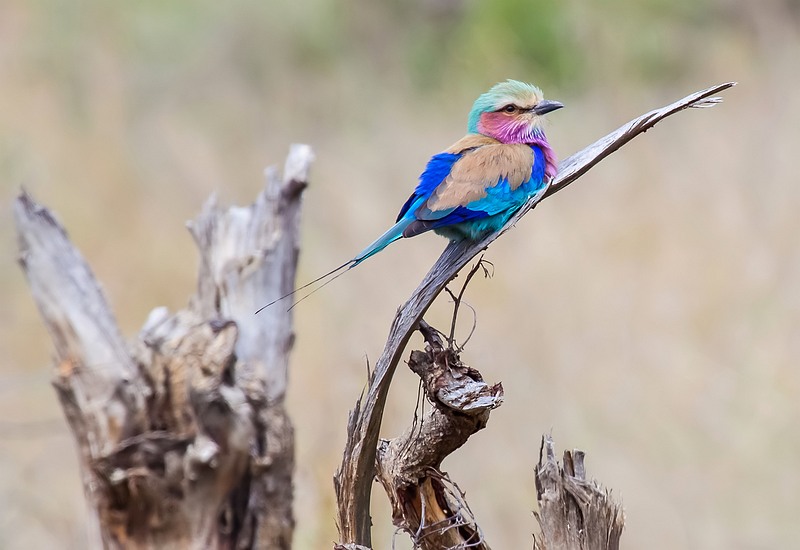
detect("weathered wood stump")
[14,145,313,549]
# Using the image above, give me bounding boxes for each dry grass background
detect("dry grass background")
[1,1,799,548]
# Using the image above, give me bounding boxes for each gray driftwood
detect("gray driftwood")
[534,435,625,550]
[334,82,735,548]
[14,144,313,549]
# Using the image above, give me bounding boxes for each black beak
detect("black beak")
[533,100,564,115]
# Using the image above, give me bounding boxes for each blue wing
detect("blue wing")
[354,142,546,262]
[396,152,461,222]
[401,145,547,239]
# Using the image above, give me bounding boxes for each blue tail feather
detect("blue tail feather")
[352,217,413,266]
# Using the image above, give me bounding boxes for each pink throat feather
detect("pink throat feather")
[478,112,558,180]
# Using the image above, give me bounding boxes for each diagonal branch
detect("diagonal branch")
[334,82,735,547]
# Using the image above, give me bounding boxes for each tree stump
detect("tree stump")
[14,145,314,549]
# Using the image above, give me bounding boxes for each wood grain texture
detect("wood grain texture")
[15,144,313,549]
[334,82,735,547]
[534,435,625,550]
[374,321,500,549]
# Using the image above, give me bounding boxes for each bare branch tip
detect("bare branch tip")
[16,186,32,203]
[283,143,315,186]
[15,187,40,213]
[690,96,724,108]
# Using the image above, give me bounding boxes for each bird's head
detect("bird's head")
[467,80,563,144]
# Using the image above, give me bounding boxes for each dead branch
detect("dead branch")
[534,435,625,550]
[334,82,735,547]
[374,320,502,549]
[14,144,313,549]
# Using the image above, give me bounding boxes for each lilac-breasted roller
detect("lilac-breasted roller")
[258,80,562,311]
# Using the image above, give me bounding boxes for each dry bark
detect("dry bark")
[14,144,313,549]
[374,320,501,549]
[534,435,625,550]
[334,82,735,548]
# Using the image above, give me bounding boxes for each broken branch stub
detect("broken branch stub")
[374,321,502,550]
[534,435,625,550]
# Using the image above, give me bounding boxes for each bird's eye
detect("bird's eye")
[502,105,517,113]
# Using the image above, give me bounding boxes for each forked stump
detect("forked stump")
[14,145,313,549]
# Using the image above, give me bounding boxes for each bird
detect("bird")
[256,80,562,312]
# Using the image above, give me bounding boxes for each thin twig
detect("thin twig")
[455,301,478,353]
[446,256,490,347]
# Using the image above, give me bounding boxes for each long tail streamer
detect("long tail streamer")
[254,259,355,314]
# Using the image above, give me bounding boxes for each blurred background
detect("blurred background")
[1,0,798,548]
